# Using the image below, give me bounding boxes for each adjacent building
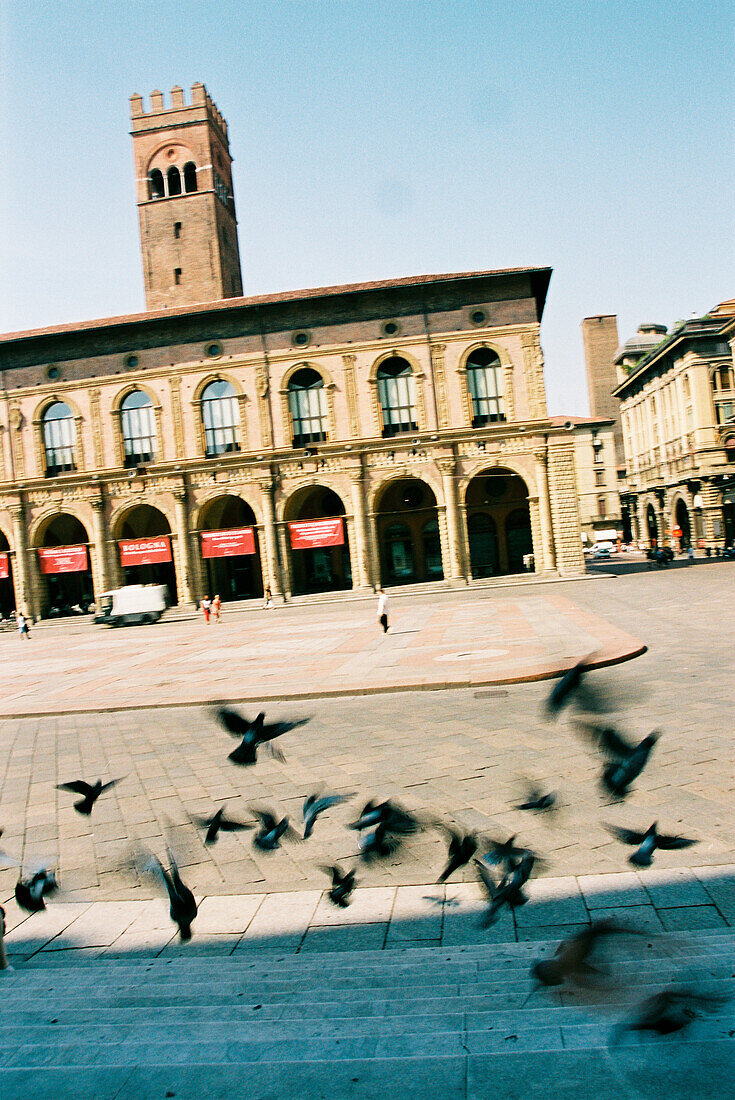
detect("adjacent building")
[613,304,735,550]
[0,85,586,620]
[549,416,621,547]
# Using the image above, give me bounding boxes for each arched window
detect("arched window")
[201,380,240,457]
[42,402,76,477]
[712,365,735,392]
[121,390,156,467]
[183,162,198,193]
[377,356,417,437]
[149,169,164,199]
[167,166,182,197]
[288,368,328,447]
[466,348,505,426]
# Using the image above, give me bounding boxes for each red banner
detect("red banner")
[119,536,172,567]
[289,518,344,550]
[0,553,8,580]
[201,527,256,558]
[38,545,88,574]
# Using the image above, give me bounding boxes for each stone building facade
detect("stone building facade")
[548,417,621,546]
[0,86,586,619]
[613,303,735,551]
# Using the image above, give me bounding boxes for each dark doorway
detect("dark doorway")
[646,504,658,546]
[375,478,443,586]
[675,499,691,549]
[0,531,14,618]
[37,513,94,617]
[117,505,178,604]
[285,486,352,596]
[465,468,533,576]
[199,495,263,602]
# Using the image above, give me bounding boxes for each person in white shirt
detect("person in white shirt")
[377,589,389,633]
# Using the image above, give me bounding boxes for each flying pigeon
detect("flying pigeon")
[57,777,124,815]
[436,826,478,883]
[14,866,59,914]
[217,708,309,765]
[251,808,298,851]
[145,848,197,941]
[321,864,357,907]
[514,784,558,812]
[302,792,354,839]
[605,821,697,867]
[612,986,729,1044]
[530,920,637,989]
[573,718,660,797]
[191,805,254,845]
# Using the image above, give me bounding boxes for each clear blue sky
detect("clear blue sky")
[1,1,732,413]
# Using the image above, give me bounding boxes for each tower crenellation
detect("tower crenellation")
[130,83,243,310]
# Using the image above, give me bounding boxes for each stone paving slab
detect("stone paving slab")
[0,588,644,717]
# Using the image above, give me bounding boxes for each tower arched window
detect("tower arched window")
[121,390,156,467]
[183,162,198,193]
[201,380,240,456]
[167,166,182,197]
[466,348,505,426]
[377,356,417,437]
[42,402,76,477]
[149,169,165,199]
[288,368,328,447]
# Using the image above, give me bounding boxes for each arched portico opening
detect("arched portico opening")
[675,499,691,550]
[284,486,352,595]
[283,486,352,598]
[0,531,14,618]
[114,504,177,604]
[35,513,94,617]
[646,504,658,547]
[198,495,263,602]
[375,478,443,585]
[465,468,533,576]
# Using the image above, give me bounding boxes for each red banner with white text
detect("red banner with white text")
[38,545,89,574]
[119,537,172,567]
[200,527,256,558]
[0,553,8,580]
[289,518,344,550]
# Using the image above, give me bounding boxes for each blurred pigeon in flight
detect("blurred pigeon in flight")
[251,808,298,851]
[544,655,603,717]
[348,799,420,835]
[514,783,558,812]
[480,834,533,868]
[57,777,124,816]
[605,821,697,867]
[217,708,308,765]
[530,919,638,990]
[573,718,659,797]
[302,791,354,839]
[436,826,478,883]
[14,866,59,914]
[475,851,537,926]
[321,864,357,907]
[612,986,729,1044]
[191,805,254,846]
[144,848,197,941]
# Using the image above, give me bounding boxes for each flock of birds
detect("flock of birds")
[0,654,728,1042]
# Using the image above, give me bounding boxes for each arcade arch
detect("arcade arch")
[34,512,94,617]
[0,529,14,618]
[283,485,352,595]
[674,498,691,549]
[464,468,533,576]
[646,504,658,546]
[113,504,177,603]
[197,494,263,602]
[374,477,443,585]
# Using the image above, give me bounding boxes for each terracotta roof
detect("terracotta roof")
[0,266,551,344]
[710,298,735,317]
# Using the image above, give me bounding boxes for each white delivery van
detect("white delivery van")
[94,585,168,626]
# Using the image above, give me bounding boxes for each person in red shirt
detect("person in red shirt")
[200,596,211,624]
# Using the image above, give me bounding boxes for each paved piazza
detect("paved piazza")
[0,562,733,958]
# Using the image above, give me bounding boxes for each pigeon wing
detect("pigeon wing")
[655,834,698,851]
[605,823,647,846]
[57,780,93,796]
[216,707,252,738]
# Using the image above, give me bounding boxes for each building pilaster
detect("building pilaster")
[349,470,372,590]
[438,457,464,581]
[258,479,283,597]
[173,487,194,605]
[533,448,556,571]
[90,496,110,597]
[10,502,34,619]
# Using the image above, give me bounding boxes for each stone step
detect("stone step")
[5,1016,735,1071]
[1,1041,733,1100]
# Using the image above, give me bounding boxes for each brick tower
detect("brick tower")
[130,83,243,310]
[581,314,624,465]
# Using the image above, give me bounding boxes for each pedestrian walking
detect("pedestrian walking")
[377,588,389,633]
[200,596,211,624]
[263,585,274,610]
[212,594,222,622]
[0,904,12,972]
[687,545,694,563]
[16,611,30,640]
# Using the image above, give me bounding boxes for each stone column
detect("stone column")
[349,471,372,590]
[276,523,292,599]
[173,488,195,606]
[258,479,283,597]
[438,458,464,582]
[10,503,34,619]
[90,497,110,597]
[534,448,556,571]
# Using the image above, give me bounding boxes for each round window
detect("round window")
[46,365,61,381]
[125,354,139,370]
[485,476,506,500]
[205,342,223,358]
[401,485,423,508]
[292,331,310,348]
[382,320,400,337]
[470,309,487,326]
